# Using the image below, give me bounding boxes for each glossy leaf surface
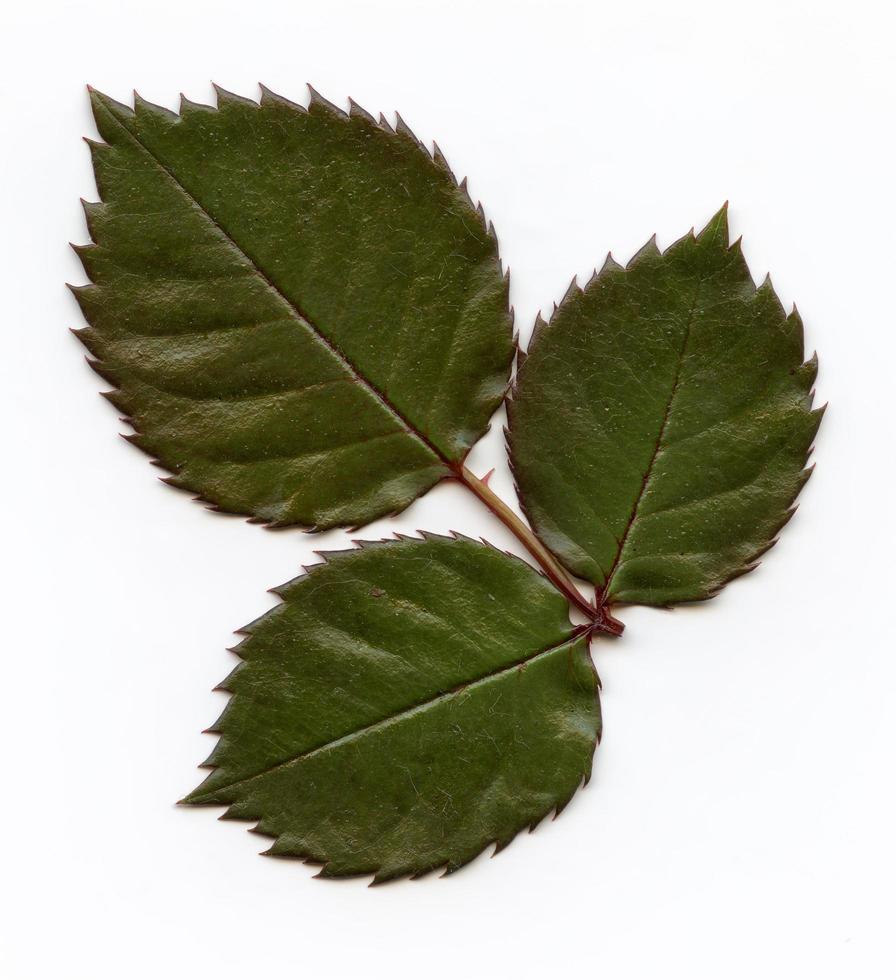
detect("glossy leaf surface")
[183,536,600,881]
[73,87,512,529]
[508,207,822,605]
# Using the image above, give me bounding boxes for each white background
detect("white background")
[1,0,893,977]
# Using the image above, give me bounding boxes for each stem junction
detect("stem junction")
[455,465,624,637]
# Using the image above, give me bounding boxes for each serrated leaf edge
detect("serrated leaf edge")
[505,204,823,604]
[182,531,600,884]
[71,84,513,531]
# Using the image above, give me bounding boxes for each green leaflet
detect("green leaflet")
[72,86,512,530]
[182,536,600,882]
[508,207,823,606]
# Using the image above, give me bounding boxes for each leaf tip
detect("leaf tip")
[212,83,256,110]
[627,234,659,269]
[432,140,453,176]
[561,274,579,305]
[394,111,423,147]
[595,251,622,282]
[696,202,730,247]
[347,97,376,124]
[306,83,344,117]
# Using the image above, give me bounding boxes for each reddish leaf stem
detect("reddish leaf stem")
[455,465,624,636]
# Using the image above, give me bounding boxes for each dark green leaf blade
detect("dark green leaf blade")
[508,206,822,606]
[73,86,513,529]
[182,535,600,882]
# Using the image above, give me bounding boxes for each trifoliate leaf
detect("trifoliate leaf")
[72,86,512,529]
[182,535,600,882]
[508,206,823,606]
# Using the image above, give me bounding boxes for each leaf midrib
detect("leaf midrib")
[183,627,587,804]
[603,276,703,597]
[97,101,453,468]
